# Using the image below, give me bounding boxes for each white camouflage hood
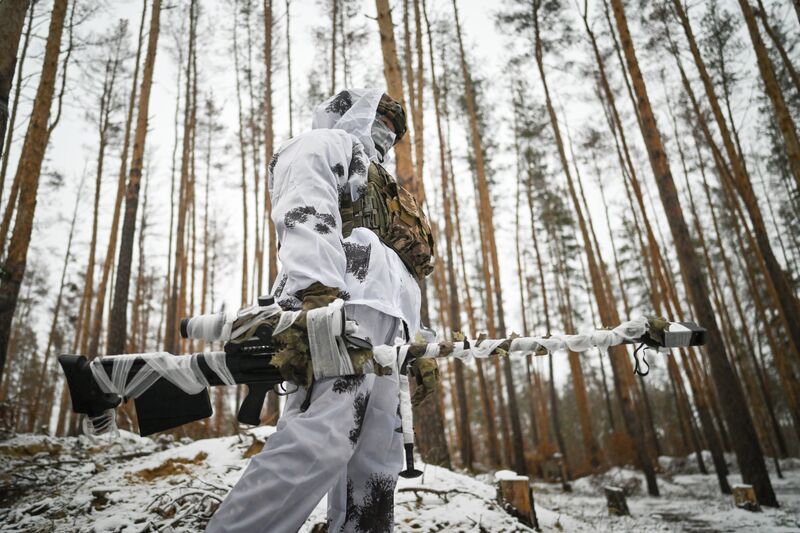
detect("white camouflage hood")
[311,88,384,162]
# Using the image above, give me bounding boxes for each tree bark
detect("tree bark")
[0,0,29,165]
[285,0,294,138]
[610,0,776,507]
[737,0,800,191]
[0,0,68,383]
[671,0,800,364]
[106,0,163,356]
[453,0,524,474]
[87,0,147,358]
[537,0,653,491]
[262,0,280,424]
[27,180,83,432]
[164,0,196,354]
[374,0,414,190]
[422,0,471,469]
[0,0,33,204]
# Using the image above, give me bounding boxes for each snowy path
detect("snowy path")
[1,430,798,532]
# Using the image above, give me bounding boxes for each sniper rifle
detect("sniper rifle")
[58,296,705,477]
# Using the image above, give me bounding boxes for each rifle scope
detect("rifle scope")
[180,296,276,341]
[180,312,227,342]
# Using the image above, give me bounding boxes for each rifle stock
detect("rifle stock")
[58,327,283,436]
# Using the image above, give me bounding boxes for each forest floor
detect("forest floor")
[1,427,798,532]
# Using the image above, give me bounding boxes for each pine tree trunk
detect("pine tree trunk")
[412,0,425,203]
[164,0,196,355]
[753,0,800,94]
[130,172,150,353]
[737,0,800,190]
[232,0,249,309]
[0,0,33,204]
[536,1,654,493]
[688,134,789,457]
[374,0,448,468]
[680,140,778,464]
[452,0,524,473]
[79,41,122,357]
[671,0,800,363]
[284,0,294,138]
[0,0,68,382]
[593,168,623,431]
[668,355,707,471]
[525,175,571,485]
[330,0,337,93]
[438,54,500,469]
[610,0,776,506]
[721,166,800,442]
[87,0,147,358]
[675,45,800,409]
[0,0,29,165]
[106,0,162,356]
[27,181,82,432]
[421,0,470,469]
[374,0,414,189]
[261,0,280,424]
[244,3,261,300]
[264,0,276,290]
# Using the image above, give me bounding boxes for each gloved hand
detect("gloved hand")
[271,282,340,387]
[410,357,439,406]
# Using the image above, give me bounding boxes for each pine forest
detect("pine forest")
[0,0,799,531]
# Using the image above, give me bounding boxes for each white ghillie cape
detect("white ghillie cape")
[268,88,421,345]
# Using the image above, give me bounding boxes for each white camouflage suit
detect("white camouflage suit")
[206,89,421,533]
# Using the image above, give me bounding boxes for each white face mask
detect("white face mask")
[371,119,396,163]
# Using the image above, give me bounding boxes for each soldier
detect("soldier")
[206,88,437,533]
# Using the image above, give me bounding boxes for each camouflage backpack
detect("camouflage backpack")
[340,162,435,280]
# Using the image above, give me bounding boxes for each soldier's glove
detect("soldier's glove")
[410,357,439,407]
[270,282,340,387]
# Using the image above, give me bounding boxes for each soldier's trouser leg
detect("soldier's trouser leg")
[206,374,382,533]
[326,374,403,533]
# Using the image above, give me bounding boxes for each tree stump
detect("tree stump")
[495,471,540,530]
[732,484,761,512]
[604,485,630,516]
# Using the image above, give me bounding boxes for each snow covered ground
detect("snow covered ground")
[1,428,798,532]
